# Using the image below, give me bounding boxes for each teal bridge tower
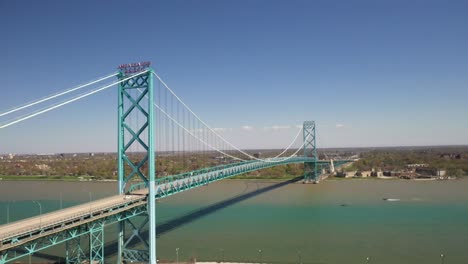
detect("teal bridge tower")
[303,121,317,182]
[116,62,157,264]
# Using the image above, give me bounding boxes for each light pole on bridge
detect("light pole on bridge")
[82,190,93,214]
[32,201,42,228]
[6,200,14,224]
[88,191,92,214]
[176,248,179,264]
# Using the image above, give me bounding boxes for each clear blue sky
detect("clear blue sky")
[1,0,467,153]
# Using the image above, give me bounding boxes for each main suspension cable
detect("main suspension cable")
[0,71,147,129]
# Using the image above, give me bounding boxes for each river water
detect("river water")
[1,178,468,263]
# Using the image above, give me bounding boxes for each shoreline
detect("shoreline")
[0,175,460,183]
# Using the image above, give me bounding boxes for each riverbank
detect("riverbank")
[328,175,459,181]
[0,175,104,182]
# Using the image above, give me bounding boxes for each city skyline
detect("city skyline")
[1,0,467,153]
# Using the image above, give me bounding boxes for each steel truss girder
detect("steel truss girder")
[0,204,147,264]
[123,249,150,262]
[129,157,318,198]
[89,222,104,264]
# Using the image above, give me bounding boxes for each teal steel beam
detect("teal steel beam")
[117,70,125,264]
[147,68,157,264]
[89,222,104,264]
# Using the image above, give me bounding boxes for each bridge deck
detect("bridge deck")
[0,194,145,249]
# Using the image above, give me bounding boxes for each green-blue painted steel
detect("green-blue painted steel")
[89,222,104,264]
[147,69,157,264]
[303,121,317,182]
[116,69,156,264]
[0,202,147,264]
[117,70,125,264]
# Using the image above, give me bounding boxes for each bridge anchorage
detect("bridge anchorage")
[0,62,348,264]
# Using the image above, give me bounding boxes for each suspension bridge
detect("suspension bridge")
[0,62,349,264]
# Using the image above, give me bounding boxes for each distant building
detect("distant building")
[440,153,462,160]
[35,164,51,171]
[416,167,446,177]
[383,171,402,177]
[359,171,372,177]
[371,169,383,177]
[336,171,356,178]
[253,152,262,158]
[338,171,356,178]
[407,164,428,168]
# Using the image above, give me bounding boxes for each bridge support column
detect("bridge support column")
[117,64,156,264]
[89,222,104,264]
[303,121,318,182]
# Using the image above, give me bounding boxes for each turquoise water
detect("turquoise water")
[1,179,468,263]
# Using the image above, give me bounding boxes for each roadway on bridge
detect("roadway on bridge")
[0,194,143,243]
